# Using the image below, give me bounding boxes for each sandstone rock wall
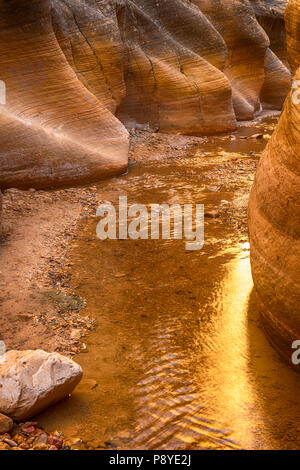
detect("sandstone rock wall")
[0,0,129,190]
[249,0,300,364]
[0,0,291,189]
[253,0,288,65]
[285,0,300,72]
[53,0,291,134]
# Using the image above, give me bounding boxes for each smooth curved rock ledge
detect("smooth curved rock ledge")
[249,0,300,367]
[0,0,129,190]
[0,0,291,189]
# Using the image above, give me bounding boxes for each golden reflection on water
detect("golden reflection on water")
[38,119,300,449]
[38,221,300,450]
[192,254,259,449]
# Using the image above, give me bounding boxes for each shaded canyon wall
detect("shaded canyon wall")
[0,0,129,190]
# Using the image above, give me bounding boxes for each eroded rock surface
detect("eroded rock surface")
[249,0,300,364]
[0,413,13,434]
[0,350,82,421]
[0,0,291,189]
[0,0,129,190]
[285,0,300,72]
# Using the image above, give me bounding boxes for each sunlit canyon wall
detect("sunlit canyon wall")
[0,0,291,192]
[249,0,300,365]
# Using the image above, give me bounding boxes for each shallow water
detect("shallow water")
[39,118,300,450]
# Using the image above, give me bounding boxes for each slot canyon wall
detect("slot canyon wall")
[249,0,300,364]
[0,0,291,192]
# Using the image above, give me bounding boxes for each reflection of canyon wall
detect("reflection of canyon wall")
[249,0,300,365]
[0,0,291,190]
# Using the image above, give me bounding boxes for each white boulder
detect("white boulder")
[0,350,83,421]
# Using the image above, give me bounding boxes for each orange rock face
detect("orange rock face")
[0,0,129,189]
[0,0,291,189]
[285,0,300,73]
[249,0,300,364]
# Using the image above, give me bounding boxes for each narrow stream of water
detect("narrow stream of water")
[39,118,300,450]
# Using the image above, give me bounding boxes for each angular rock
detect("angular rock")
[48,435,63,450]
[0,350,83,421]
[0,441,10,450]
[36,433,48,445]
[0,413,13,434]
[32,443,49,451]
[3,438,17,447]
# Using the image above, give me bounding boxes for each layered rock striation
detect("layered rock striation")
[0,0,129,190]
[0,0,291,191]
[249,0,300,365]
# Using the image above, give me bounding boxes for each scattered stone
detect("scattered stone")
[20,422,36,434]
[204,210,220,218]
[33,443,49,450]
[18,443,30,450]
[76,379,98,393]
[0,350,83,421]
[48,435,63,450]
[35,433,48,445]
[117,430,131,440]
[0,442,10,450]
[70,329,81,340]
[0,413,13,434]
[0,419,73,451]
[3,438,17,447]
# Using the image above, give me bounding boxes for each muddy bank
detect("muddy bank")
[0,186,96,356]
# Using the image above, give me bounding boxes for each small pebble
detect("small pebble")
[204,210,220,218]
[3,438,18,447]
